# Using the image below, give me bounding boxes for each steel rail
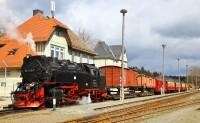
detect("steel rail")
[65,91,200,123]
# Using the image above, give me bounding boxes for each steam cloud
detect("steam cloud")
[24,32,36,51]
[0,19,36,51]
[77,93,92,105]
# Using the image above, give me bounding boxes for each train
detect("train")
[100,66,193,99]
[12,55,193,109]
[12,55,107,108]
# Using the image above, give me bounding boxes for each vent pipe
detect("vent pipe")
[51,0,55,18]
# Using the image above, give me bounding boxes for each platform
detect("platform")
[0,97,12,110]
[0,92,192,123]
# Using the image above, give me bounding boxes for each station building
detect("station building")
[94,41,128,68]
[0,10,95,97]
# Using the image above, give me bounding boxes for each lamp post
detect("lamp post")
[177,58,181,92]
[186,65,188,91]
[195,73,198,89]
[2,60,7,97]
[162,44,166,95]
[190,69,194,89]
[120,9,127,102]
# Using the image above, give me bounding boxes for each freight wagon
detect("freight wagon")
[100,66,138,99]
[101,66,192,97]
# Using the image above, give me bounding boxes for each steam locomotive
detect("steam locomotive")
[13,55,107,108]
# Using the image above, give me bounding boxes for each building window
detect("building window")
[1,82,6,87]
[55,28,63,36]
[60,49,64,60]
[72,51,74,62]
[87,55,89,63]
[68,49,72,55]
[80,53,82,63]
[51,46,54,57]
[55,47,59,58]
[76,52,80,62]
[83,54,87,58]
[50,45,65,60]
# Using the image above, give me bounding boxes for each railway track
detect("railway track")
[65,91,200,123]
[0,109,31,117]
[94,91,192,111]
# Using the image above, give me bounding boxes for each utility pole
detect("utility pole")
[120,9,127,102]
[186,65,189,91]
[177,58,181,93]
[162,44,166,95]
[2,60,7,97]
[195,74,198,89]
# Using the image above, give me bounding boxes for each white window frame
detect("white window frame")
[1,82,6,87]
[80,53,82,63]
[50,45,65,60]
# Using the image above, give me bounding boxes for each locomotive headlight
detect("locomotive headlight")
[30,82,35,87]
[85,83,88,86]
[74,76,76,80]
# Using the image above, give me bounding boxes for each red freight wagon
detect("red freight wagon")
[154,79,167,94]
[100,66,138,97]
[146,77,156,88]
[100,66,138,88]
[126,69,138,87]
[181,83,186,91]
[137,74,147,87]
[167,81,176,92]
[176,82,181,91]
[100,66,121,87]
[136,75,156,95]
[137,75,155,88]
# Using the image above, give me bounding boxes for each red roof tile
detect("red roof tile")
[0,12,95,68]
[17,13,95,54]
[0,40,36,68]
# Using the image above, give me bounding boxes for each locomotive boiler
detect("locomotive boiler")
[13,55,107,108]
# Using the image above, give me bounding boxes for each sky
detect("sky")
[0,0,200,75]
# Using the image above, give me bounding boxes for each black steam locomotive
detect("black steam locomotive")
[13,55,107,108]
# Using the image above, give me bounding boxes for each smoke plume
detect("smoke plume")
[0,19,36,51]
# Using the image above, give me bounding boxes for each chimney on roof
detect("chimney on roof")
[33,9,44,16]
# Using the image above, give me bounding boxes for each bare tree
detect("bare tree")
[77,27,91,42]
[76,27,98,49]
[188,66,200,88]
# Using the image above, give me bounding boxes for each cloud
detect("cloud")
[154,18,200,38]
[1,0,200,75]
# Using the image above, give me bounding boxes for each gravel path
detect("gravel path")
[136,104,200,123]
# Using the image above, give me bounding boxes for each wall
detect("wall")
[44,31,70,60]
[69,50,94,64]
[94,50,128,68]
[94,59,117,68]
[43,30,94,63]
[0,69,21,97]
[117,52,128,67]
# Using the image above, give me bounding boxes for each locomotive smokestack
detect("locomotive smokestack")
[51,0,55,18]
